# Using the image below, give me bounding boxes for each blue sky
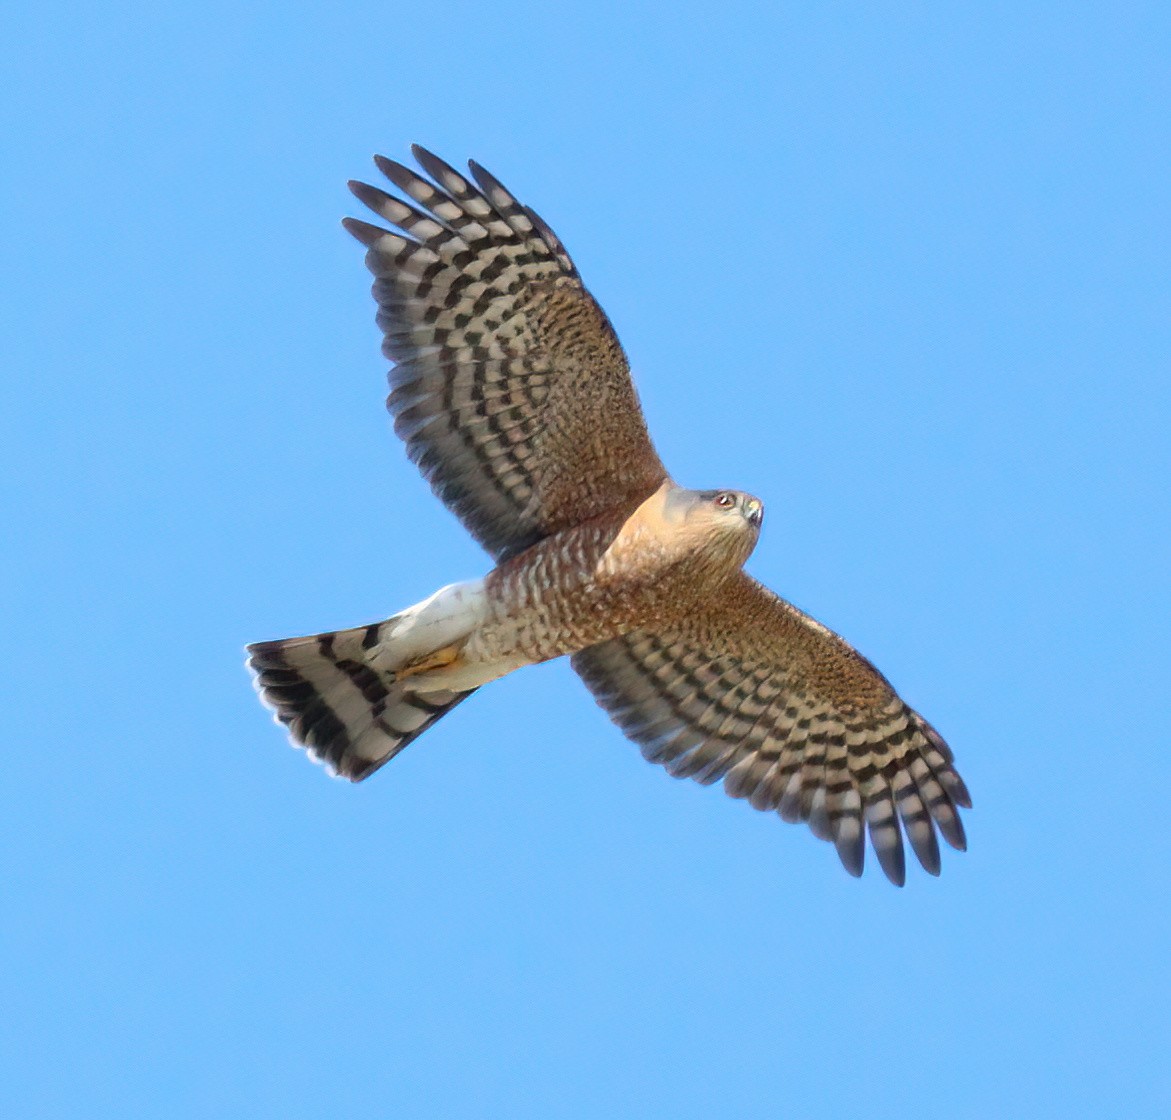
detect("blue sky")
[3,2,1169,1116]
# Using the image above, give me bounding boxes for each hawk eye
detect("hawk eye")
[715,492,736,509]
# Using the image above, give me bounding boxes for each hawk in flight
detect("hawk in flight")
[248,146,971,885]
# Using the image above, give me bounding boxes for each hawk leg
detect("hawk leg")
[395,643,464,681]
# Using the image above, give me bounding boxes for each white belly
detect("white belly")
[367,578,531,693]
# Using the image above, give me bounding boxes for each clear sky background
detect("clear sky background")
[3,2,1169,1116]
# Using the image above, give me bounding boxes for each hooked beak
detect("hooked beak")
[744,497,763,527]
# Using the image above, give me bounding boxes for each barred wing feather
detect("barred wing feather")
[572,573,971,884]
[345,146,668,561]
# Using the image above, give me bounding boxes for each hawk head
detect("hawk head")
[661,486,764,574]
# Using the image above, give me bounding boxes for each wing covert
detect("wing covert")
[345,147,668,560]
[572,573,971,885]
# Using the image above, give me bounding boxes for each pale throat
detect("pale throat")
[594,481,752,596]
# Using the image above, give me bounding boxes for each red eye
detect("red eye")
[715,492,736,508]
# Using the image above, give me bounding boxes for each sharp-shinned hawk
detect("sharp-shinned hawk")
[247,146,971,885]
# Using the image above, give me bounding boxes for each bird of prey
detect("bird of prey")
[247,146,971,885]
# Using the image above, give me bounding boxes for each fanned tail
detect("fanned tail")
[247,622,475,781]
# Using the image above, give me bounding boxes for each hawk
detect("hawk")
[247,146,971,885]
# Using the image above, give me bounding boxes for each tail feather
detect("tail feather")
[247,623,476,781]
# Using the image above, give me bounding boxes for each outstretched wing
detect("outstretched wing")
[572,573,971,885]
[345,147,668,561]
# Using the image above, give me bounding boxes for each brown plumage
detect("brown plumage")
[247,146,971,885]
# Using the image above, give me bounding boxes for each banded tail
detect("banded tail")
[248,581,490,780]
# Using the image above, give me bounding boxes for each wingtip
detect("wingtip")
[341,216,388,246]
[877,847,907,887]
[917,829,944,874]
[918,848,946,876]
[347,179,389,214]
[835,836,865,878]
[372,153,402,180]
[941,811,968,853]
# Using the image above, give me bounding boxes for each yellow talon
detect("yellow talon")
[396,643,463,680]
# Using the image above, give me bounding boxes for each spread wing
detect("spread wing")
[572,573,971,885]
[345,146,668,561]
